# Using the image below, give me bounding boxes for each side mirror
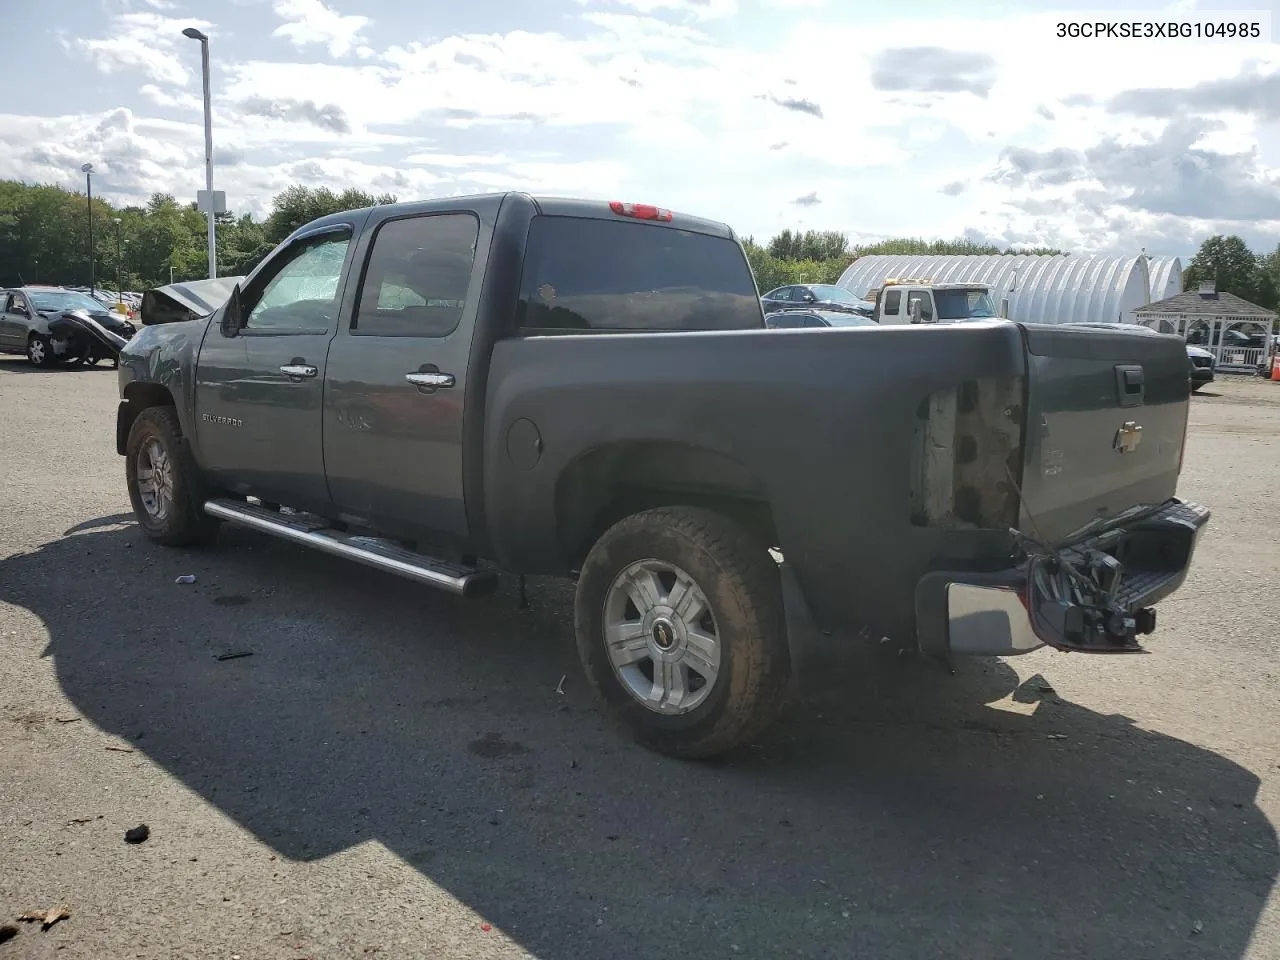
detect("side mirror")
[801,291,817,302]
[220,283,244,338]
[909,300,922,324]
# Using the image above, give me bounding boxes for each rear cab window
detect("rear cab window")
[516,215,764,332]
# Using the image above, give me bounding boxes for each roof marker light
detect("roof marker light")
[609,201,673,222]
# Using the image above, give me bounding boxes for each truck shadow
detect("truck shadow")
[5,519,1276,960]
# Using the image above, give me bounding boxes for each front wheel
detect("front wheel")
[125,406,219,546]
[27,334,56,368]
[574,506,791,759]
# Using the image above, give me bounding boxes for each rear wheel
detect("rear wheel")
[125,406,219,546]
[574,506,790,759]
[26,334,56,368]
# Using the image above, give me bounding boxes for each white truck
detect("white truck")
[863,278,1004,325]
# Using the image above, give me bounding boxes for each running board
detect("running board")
[203,498,498,597]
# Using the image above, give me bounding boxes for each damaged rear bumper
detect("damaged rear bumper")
[915,498,1211,658]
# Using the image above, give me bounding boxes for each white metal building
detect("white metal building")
[836,254,1163,326]
[1146,256,1183,303]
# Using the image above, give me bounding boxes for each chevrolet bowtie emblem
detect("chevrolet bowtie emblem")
[1114,420,1143,453]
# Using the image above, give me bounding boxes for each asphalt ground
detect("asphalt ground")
[1,358,1278,960]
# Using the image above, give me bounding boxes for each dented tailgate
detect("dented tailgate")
[1016,323,1191,547]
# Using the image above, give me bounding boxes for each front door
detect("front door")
[0,291,31,349]
[323,210,482,542]
[194,226,358,511]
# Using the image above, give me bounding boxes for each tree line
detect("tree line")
[0,180,395,291]
[1,178,1277,310]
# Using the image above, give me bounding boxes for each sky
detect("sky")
[2,0,1279,260]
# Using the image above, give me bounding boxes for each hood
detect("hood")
[43,307,131,330]
[141,276,243,326]
[1185,344,1214,358]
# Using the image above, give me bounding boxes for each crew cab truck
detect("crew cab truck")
[866,278,1001,325]
[116,193,1210,759]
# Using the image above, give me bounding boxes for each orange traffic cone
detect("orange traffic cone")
[1271,355,1280,381]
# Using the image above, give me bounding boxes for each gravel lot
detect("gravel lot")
[1,358,1278,960]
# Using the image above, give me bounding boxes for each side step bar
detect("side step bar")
[203,498,499,597]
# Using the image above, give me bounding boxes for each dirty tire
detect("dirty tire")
[574,506,790,759]
[125,406,219,546]
[27,333,56,368]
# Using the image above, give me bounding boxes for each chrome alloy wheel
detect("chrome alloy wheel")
[135,438,175,521]
[602,559,722,715]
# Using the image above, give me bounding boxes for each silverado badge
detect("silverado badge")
[1114,420,1142,454]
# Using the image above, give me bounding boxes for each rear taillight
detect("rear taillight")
[609,201,673,222]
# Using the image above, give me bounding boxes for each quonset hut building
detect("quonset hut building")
[836,254,1182,326]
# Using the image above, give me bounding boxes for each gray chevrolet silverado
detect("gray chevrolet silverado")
[116,193,1210,758]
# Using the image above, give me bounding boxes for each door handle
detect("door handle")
[405,371,455,389]
[280,363,318,381]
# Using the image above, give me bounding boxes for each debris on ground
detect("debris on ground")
[480,923,492,933]
[1192,920,1204,935]
[124,824,150,844]
[1037,679,1056,695]
[174,574,197,584]
[17,905,71,931]
[555,674,566,695]
[105,745,134,753]
[55,716,81,724]
[213,650,254,662]
[0,924,17,943]
[1046,733,1068,740]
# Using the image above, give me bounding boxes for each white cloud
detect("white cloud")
[13,4,1280,257]
[575,0,739,23]
[72,12,213,87]
[271,0,370,58]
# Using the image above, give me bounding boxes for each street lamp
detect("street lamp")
[183,26,217,279]
[81,162,95,296]
[112,217,124,305]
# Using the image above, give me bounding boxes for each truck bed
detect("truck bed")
[479,319,1192,642]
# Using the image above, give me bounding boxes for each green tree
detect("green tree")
[263,185,396,244]
[1183,235,1274,307]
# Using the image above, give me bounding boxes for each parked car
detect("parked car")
[0,285,136,367]
[1185,344,1215,390]
[764,308,878,328]
[761,283,873,316]
[116,193,1209,759]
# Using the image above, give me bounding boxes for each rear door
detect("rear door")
[322,209,484,540]
[1016,323,1190,546]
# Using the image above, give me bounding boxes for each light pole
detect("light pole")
[183,26,217,279]
[112,217,124,304]
[81,162,95,296]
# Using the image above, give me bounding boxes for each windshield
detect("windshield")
[934,289,996,320]
[808,284,864,305]
[28,291,107,313]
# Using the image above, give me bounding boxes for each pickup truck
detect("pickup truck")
[865,279,1002,325]
[115,193,1210,759]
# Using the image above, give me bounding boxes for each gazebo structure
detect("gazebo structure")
[1134,281,1276,373]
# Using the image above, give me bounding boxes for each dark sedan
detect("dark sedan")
[761,283,873,316]
[764,308,878,329]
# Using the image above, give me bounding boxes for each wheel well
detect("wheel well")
[117,383,176,455]
[556,442,779,568]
